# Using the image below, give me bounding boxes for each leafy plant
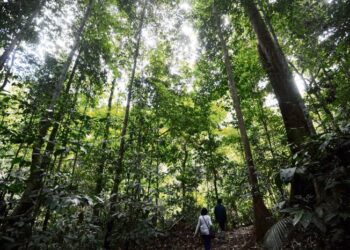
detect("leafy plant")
[266,129,350,249]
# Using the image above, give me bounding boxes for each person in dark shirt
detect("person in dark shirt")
[214,198,227,239]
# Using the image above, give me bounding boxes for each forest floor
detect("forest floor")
[193,226,260,250]
[141,222,261,249]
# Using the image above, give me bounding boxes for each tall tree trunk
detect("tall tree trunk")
[133,112,144,200]
[41,56,81,231]
[0,0,46,71]
[134,91,147,191]
[214,6,273,241]
[242,0,319,201]
[104,1,147,248]
[241,0,315,152]
[43,79,82,231]
[181,145,188,214]
[93,80,116,217]
[153,113,161,226]
[263,0,337,133]
[39,49,81,186]
[0,1,93,247]
[1,111,35,194]
[95,79,116,197]
[71,96,91,186]
[0,112,34,218]
[208,132,219,201]
[213,168,219,201]
[154,154,160,224]
[257,95,275,159]
[258,0,281,53]
[55,76,83,175]
[0,49,16,91]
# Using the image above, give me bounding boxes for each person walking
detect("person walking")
[214,198,227,240]
[194,208,212,250]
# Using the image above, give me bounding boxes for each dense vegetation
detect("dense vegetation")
[0,0,349,249]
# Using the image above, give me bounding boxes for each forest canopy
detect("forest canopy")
[0,0,349,249]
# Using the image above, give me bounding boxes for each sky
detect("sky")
[8,0,307,109]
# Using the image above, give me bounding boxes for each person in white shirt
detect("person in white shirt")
[194,208,213,250]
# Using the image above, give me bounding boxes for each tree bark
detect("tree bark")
[181,145,188,213]
[243,1,320,202]
[213,168,219,201]
[257,95,275,159]
[0,49,16,91]
[132,112,144,200]
[242,0,315,152]
[214,6,274,241]
[208,133,219,201]
[104,1,147,248]
[153,113,161,226]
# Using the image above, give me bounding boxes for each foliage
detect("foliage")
[0,0,349,248]
[266,128,350,249]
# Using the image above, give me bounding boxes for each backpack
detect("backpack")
[201,216,215,239]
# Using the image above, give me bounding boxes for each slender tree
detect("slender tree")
[181,144,188,213]
[208,133,219,201]
[0,0,46,71]
[41,55,82,231]
[104,0,147,248]
[95,79,116,196]
[0,49,16,91]
[0,1,94,247]
[213,5,273,241]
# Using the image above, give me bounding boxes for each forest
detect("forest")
[0,0,349,249]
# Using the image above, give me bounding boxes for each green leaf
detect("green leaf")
[300,212,312,229]
[264,217,293,250]
[11,157,23,165]
[293,210,304,226]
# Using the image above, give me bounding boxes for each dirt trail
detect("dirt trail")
[141,223,261,249]
[209,226,261,250]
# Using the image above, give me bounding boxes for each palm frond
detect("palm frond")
[264,217,293,250]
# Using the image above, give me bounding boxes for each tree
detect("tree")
[0,0,349,248]
[0,0,47,71]
[94,79,116,206]
[241,0,315,152]
[0,0,94,247]
[213,4,273,241]
[104,0,147,248]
